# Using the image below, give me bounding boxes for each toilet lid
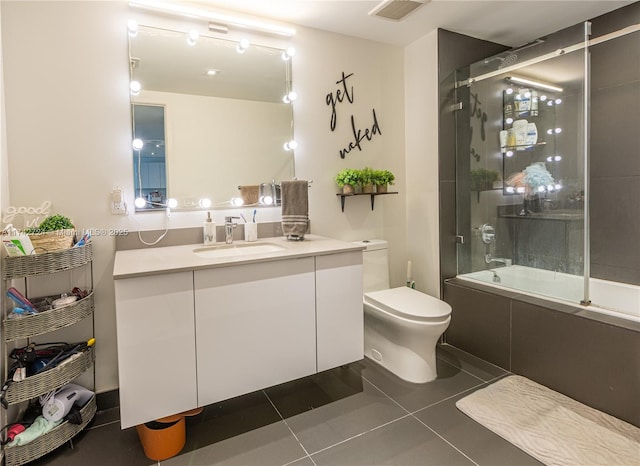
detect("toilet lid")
[364,286,452,320]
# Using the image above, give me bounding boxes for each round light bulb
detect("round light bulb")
[524,91,531,98]
[547,129,553,135]
[516,187,526,194]
[237,38,250,53]
[547,156,553,162]
[539,95,548,101]
[505,117,514,125]
[187,30,199,46]
[199,198,211,208]
[166,198,178,209]
[554,155,562,161]
[555,98,562,105]
[284,140,298,151]
[505,88,514,95]
[506,151,514,157]
[135,197,147,208]
[506,187,515,193]
[281,47,296,60]
[555,128,562,134]
[287,91,297,102]
[231,197,244,207]
[128,20,138,37]
[555,184,562,190]
[547,100,554,106]
[547,185,555,191]
[263,195,273,205]
[132,138,144,150]
[130,80,141,95]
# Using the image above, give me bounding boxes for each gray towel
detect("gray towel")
[281,180,309,240]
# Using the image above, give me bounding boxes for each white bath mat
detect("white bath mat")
[456,375,640,466]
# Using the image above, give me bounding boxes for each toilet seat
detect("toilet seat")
[364,287,452,322]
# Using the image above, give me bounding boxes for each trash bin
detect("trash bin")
[136,414,185,461]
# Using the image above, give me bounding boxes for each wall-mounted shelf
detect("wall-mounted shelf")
[336,192,398,212]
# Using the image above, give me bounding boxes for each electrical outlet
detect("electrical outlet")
[111,187,128,215]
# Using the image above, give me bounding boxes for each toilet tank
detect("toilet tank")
[353,240,389,293]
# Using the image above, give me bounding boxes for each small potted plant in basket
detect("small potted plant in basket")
[373,170,395,193]
[360,167,376,194]
[24,214,76,253]
[335,168,361,194]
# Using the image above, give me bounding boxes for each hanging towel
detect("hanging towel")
[238,185,259,205]
[281,180,309,240]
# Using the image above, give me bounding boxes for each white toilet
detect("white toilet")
[355,240,452,384]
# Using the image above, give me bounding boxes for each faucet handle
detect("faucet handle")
[225,216,240,223]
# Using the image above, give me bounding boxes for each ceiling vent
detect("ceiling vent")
[368,0,428,21]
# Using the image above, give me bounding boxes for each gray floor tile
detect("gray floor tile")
[311,416,475,466]
[183,390,282,451]
[414,384,543,466]
[351,356,485,413]
[286,457,315,466]
[281,377,408,454]
[29,421,152,466]
[163,420,307,466]
[437,344,508,382]
[265,365,366,419]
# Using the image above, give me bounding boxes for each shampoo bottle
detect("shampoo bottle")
[204,211,216,245]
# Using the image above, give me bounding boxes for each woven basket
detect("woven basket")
[2,242,92,280]
[28,229,75,254]
[4,394,97,466]
[3,292,94,342]
[5,346,95,405]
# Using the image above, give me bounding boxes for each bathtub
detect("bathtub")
[459,265,640,322]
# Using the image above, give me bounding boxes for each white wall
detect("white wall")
[405,31,440,297]
[0,4,7,212]
[293,26,408,287]
[1,1,412,392]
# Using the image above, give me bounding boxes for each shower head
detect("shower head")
[483,53,518,68]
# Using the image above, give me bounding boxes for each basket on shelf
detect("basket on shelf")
[3,291,95,342]
[4,346,95,405]
[28,229,75,254]
[2,242,92,280]
[4,394,97,466]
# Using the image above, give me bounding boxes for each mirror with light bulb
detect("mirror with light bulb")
[128,23,296,211]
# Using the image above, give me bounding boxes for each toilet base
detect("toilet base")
[364,305,450,384]
[364,341,438,384]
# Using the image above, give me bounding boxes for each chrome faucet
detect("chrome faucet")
[225,216,240,244]
[484,254,512,267]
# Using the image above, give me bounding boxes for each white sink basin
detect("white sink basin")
[193,242,286,259]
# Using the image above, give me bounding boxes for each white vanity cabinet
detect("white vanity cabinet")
[194,257,316,406]
[113,236,365,428]
[315,252,363,372]
[114,271,197,428]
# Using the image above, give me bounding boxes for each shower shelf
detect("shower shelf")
[336,192,398,212]
[502,141,547,151]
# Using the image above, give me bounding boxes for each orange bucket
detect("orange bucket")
[136,415,186,461]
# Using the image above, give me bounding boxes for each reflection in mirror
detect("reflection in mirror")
[129,25,295,211]
[133,104,167,209]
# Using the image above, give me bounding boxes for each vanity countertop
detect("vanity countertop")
[113,234,365,279]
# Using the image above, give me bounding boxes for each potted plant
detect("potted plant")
[24,214,76,253]
[471,169,501,191]
[335,168,361,194]
[471,168,501,202]
[373,169,395,193]
[360,167,376,193]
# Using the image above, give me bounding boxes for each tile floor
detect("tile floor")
[31,345,543,466]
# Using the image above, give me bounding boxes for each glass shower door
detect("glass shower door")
[454,28,588,305]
